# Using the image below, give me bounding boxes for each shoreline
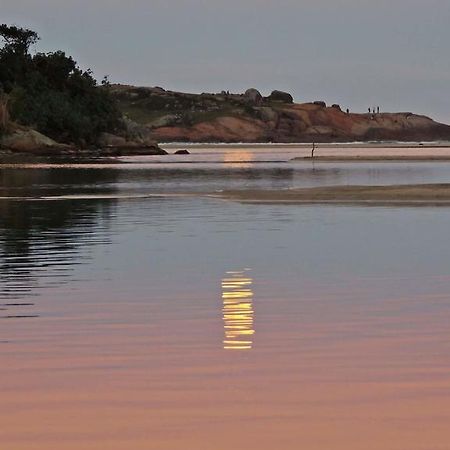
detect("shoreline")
[161,141,450,149]
[3,142,450,166]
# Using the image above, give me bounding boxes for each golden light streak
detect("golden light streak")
[222,270,255,350]
[222,151,254,168]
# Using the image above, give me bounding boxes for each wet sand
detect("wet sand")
[214,183,450,205]
[294,155,450,161]
[287,144,450,161]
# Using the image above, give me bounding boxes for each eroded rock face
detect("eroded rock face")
[0,129,73,154]
[153,116,268,143]
[268,90,294,103]
[150,108,450,143]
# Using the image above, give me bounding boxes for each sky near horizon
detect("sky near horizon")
[2,0,450,123]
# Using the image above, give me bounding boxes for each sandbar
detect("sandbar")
[213,184,450,205]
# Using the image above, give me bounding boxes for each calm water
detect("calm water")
[2,148,450,449]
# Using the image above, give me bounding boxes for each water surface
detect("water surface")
[2,147,450,449]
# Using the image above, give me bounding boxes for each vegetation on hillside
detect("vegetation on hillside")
[0,24,121,145]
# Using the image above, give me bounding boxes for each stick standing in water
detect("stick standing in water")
[311,142,316,159]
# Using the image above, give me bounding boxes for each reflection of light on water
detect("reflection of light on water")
[223,151,254,167]
[222,270,254,350]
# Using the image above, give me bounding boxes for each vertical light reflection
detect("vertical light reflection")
[222,269,254,350]
[223,151,254,168]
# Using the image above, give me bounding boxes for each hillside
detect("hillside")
[112,85,450,143]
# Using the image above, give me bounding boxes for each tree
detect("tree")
[0,90,9,131]
[0,24,39,55]
[0,24,122,145]
[0,25,38,93]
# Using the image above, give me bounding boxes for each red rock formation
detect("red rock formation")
[112,85,450,143]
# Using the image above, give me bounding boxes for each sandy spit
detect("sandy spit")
[211,184,450,205]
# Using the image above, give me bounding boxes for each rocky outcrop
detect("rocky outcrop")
[0,124,166,157]
[268,90,293,103]
[97,132,167,155]
[244,88,263,106]
[0,129,74,155]
[111,85,450,143]
[153,116,268,143]
[0,89,167,156]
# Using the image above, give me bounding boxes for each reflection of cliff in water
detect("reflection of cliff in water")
[0,169,119,311]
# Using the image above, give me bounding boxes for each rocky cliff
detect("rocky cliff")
[112,85,450,143]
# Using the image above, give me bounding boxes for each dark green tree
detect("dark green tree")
[0,24,38,54]
[0,25,38,92]
[0,24,121,145]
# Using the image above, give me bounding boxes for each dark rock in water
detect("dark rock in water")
[268,90,293,103]
[314,101,327,107]
[331,104,341,110]
[174,149,190,155]
[244,88,263,106]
